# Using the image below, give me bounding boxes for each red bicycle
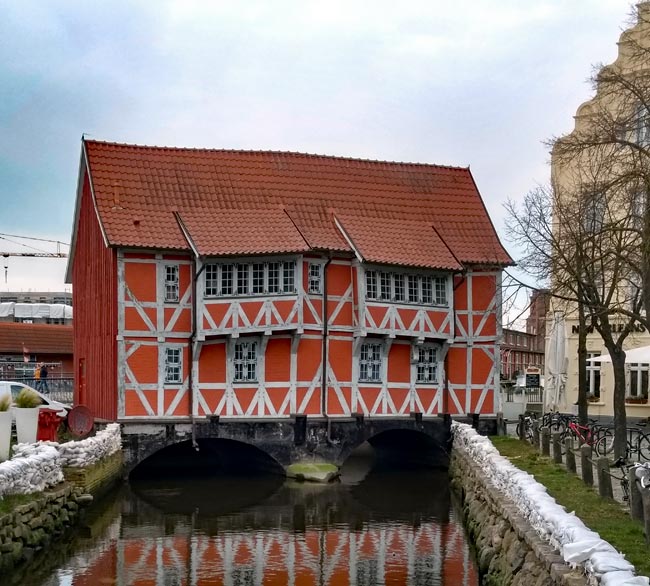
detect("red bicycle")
[561,419,613,456]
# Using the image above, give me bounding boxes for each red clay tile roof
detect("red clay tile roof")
[0,323,73,354]
[83,140,512,269]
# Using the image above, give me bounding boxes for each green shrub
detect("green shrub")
[15,388,41,409]
[0,394,10,412]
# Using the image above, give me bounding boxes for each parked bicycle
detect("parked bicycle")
[609,458,650,502]
[624,422,650,462]
[516,413,536,442]
[561,418,614,456]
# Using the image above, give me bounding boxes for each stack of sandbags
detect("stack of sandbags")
[452,423,649,586]
[0,444,63,498]
[57,423,122,468]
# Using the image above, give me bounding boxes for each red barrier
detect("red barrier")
[37,408,64,442]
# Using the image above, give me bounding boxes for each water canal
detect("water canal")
[13,443,478,585]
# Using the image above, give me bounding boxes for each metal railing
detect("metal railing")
[2,375,74,405]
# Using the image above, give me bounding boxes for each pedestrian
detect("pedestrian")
[34,363,41,390]
[40,363,49,394]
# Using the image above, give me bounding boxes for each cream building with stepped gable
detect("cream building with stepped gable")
[546,2,650,418]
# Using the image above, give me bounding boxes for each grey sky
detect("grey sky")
[0,0,633,293]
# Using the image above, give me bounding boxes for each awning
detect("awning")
[586,344,650,363]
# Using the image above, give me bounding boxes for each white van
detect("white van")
[0,381,69,418]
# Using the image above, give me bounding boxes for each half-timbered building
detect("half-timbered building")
[66,139,512,423]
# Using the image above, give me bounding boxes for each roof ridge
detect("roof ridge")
[83,138,470,172]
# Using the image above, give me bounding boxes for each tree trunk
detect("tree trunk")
[577,301,588,425]
[609,346,628,460]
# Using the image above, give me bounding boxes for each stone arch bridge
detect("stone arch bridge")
[121,415,458,477]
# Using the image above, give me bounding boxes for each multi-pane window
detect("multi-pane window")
[380,272,391,301]
[252,263,265,294]
[359,342,382,382]
[628,363,649,399]
[204,261,297,297]
[308,263,323,294]
[366,269,448,306]
[587,352,601,399]
[583,194,606,234]
[635,103,650,147]
[366,270,378,300]
[282,261,296,293]
[416,345,438,383]
[164,265,179,302]
[268,262,280,294]
[164,347,182,383]
[394,274,405,302]
[234,341,257,382]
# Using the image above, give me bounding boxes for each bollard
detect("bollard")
[581,446,593,486]
[641,488,650,545]
[597,457,613,499]
[469,413,480,430]
[532,420,540,448]
[552,432,562,463]
[518,414,525,441]
[565,439,576,473]
[629,470,644,522]
[541,427,550,457]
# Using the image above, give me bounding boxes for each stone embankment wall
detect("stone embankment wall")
[0,424,124,574]
[451,440,587,586]
[452,424,648,586]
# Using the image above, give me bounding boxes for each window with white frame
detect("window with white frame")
[164,347,182,383]
[308,263,323,294]
[586,352,601,398]
[415,345,438,383]
[164,265,179,302]
[583,193,606,234]
[366,269,448,306]
[628,363,649,399]
[359,342,382,382]
[204,261,297,297]
[233,340,258,383]
[635,103,650,147]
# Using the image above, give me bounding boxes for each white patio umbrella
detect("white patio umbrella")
[586,344,650,363]
[545,312,568,411]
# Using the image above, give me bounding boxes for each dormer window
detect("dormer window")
[205,260,297,298]
[365,268,448,306]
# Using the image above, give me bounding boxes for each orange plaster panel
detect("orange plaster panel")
[205,304,229,330]
[127,345,158,384]
[327,263,352,297]
[328,338,352,381]
[233,387,257,414]
[241,301,263,326]
[471,348,494,385]
[265,387,291,415]
[327,385,351,415]
[296,386,321,415]
[476,313,497,337]
[415,387,438,413]
[397,307,418,330]
[358,387,381,413]
[125,307,153,332]
[387,387,409,412]
[329,301,352,327]
[273,299,296,323]
[164,307,191,332]
[472,274,496,311]
[470,388,494,413]
[266,338,291,382]
[449,389,466,415]
[199,389,226,415]
[199,343,226,383]
[427,310,450,334]
[387,344,410,383]
[124,389,156,417]
[164,388,189,416]
[297,338,322,380]
[367,305,388,328]
[454,276,468,311]
[446,347,467,385]
[124,262,157,302]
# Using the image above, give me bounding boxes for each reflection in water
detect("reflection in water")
[23,459,477,586]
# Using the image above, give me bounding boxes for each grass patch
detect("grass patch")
[0,492,41,516]
[491,437,649,576]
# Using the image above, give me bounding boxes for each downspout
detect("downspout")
[321,256,333,420]
[189,258,207,451]
[446,272,467,414]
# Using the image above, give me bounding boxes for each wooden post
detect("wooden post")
[597,457,613,499]
[581,446,593,486]
[641,488,650,545]
[552,432,562,463]
[532,420,540,449]
[518,414,525,441]
[541,427,550,457]
[565,439,576,473]
[629,469,644,522]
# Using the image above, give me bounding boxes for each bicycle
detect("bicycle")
[609,458,650,502]
[624,422,650,462]
[516,414,536,442]
[562,419,614,456]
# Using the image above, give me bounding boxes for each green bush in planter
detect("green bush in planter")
[0,395,10,412]
[15,388,41,409]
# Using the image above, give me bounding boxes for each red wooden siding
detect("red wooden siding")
[72,171,117,420]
